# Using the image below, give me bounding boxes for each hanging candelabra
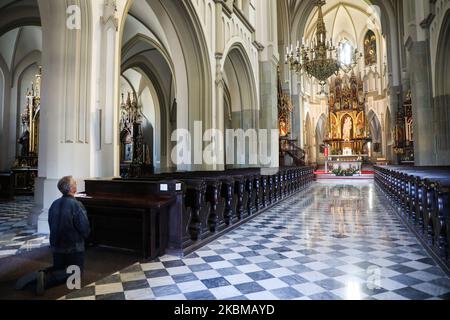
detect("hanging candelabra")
[285,0,361,94]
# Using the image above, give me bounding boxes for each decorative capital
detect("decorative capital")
[101,0,119,30]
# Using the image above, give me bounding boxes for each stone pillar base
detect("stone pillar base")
[31,177,61,235]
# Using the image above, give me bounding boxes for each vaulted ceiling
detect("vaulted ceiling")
[0,0,40,37]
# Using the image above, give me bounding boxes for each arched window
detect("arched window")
[364,30,377,66]
[339,40,353,67]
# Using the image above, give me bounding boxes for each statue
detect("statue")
[279,119,288,137]
[343,117,352,141]
[18,130,30,157]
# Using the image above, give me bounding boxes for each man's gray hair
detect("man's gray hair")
[57,176,75,195]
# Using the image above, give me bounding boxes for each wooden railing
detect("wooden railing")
[281,138,306,166]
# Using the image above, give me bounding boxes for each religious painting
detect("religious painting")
[364,30,377,66]
[330,114,339,139]
[342,116,353,141]
[356,113,365,137]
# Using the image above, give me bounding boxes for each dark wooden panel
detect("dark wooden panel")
[0,172,14,200]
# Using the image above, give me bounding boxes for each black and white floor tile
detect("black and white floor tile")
[0,196,49,259]
[59,181,450,300]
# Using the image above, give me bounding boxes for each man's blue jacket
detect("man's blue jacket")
[48,195,90,253]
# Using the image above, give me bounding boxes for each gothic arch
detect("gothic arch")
[0,0,41,37]
[435,9,450,96]
[122,33,177,93]
[367,109,382,156]
[223,45,258,167]
[291,0,400,86]
[121,0,212,124]
[222,44,258,113]
[120,0,212,170]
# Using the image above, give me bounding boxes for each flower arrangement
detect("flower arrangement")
[331,167,360,177]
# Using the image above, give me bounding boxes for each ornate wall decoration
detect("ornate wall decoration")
[364,30,377,66]
[277,68,293,137]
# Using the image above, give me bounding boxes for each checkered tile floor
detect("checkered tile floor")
[0,196,49,259]
[62,181,450,300]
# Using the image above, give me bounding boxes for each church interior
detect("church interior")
[0,0,450,302]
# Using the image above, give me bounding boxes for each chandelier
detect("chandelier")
[285,0,361,93]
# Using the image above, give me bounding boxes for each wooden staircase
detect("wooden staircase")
[280,138,306,167]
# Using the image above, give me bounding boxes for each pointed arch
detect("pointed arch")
[222,44,259,167]
[367,110,381,141]
[119,0,212,170]
[315,113,328,165]
[435,9,450,96]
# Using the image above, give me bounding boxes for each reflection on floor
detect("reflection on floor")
[61,181,450,300]
[0,197,49,259]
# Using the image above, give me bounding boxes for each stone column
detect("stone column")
[93,0,119,177]
[256,0,279,170]
[213,2,225,171]
[259,58,279,169]
[32,0,101,233]
[214,65,226,171]
[0,62,11,171]
[406,39,435,165]
[388,86,401,164]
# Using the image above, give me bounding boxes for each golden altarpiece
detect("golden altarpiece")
[12,67,41,194]
[324,72,371,156]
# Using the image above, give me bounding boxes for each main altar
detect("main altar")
[323,73,371,174]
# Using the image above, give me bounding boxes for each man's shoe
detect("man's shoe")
[36,271,45,296]
[15,272,38,290]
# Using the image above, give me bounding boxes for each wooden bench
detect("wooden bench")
[114,166,314,255]
[77,179,182,260]
[0,172,14,200]
[374,165,450,269]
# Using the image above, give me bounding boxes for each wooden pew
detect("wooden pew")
[77,179,182,260]
[0,172,14,200]
[374,165,450,269]
[84,166,315,258]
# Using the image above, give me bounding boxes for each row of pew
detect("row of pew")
[0,172,14,200]
[79,166,314,259]
[374,166,450,268]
